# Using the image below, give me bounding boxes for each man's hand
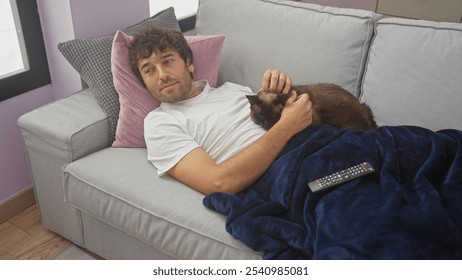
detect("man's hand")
[261,69,292,93]
[277,91,313,134]
[261,69,312,136]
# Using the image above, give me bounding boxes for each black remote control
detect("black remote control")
[308,162,375,193]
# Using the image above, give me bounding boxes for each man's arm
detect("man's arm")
[168,90,312,195]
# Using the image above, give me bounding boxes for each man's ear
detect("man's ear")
[187,60,194,73]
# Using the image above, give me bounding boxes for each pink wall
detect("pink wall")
[71,0,150,39]
[0,86,54,203]
[0,0,149,203]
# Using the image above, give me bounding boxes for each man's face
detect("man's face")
[137,50,195,103]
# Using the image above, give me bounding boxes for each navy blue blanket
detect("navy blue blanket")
[203,125,462,259]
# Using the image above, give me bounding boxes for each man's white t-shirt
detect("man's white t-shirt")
[144,81,266,175]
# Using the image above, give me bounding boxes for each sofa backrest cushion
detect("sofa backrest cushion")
[195,0,381,97]
[360,18,462,130]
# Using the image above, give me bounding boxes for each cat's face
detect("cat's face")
[246,91,290,130]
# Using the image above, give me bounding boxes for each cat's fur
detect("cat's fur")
[246,83,377,131]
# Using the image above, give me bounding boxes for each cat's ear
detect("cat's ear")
[277,93,291,104]
[246,95,259,105]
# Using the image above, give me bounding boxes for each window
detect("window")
[150,0,198,31]
[150,0,198,19]
[0,0,27,79]
[0,0,50,101]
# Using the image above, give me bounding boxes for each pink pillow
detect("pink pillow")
[111,30,225,147]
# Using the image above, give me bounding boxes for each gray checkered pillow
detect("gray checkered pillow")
[58,7,180,144]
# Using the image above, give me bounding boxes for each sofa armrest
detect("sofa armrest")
[17,89,109,245]
[18,89,110,160]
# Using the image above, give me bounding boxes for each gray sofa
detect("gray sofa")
[18,0,462,259]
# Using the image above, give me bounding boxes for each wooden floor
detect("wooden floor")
[0,204,71,260]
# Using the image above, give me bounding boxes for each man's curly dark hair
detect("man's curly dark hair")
[129,27,193,86]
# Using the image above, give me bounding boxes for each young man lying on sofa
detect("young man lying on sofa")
[131,27,313,195]
[130,26,462,260]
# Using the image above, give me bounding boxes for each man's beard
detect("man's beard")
[153,77,193,103]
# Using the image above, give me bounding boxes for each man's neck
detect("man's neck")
[194,80,207,95]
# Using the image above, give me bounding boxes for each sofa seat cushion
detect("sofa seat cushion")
[195,0,381,97]
[63,148,260,259]
[360,18,462,130]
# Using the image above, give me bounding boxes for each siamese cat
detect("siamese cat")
[246,83,377,131]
